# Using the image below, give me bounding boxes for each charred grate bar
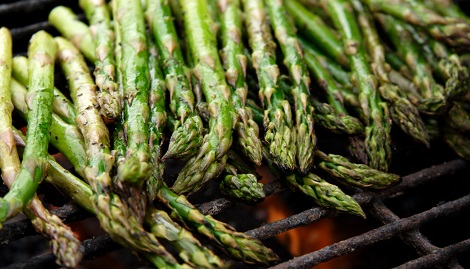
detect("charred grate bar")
[270,195,470,269]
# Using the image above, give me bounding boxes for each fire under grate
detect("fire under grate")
[1,1,470,269]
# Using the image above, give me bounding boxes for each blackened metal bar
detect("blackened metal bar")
[3,235,119,269]
[10,21,52,41]
[370,199,439,255]
[0,0,73,16]
[246,159,468,240]
[369,199,459,269]
[393,238,470,269]
[269,195,470,269]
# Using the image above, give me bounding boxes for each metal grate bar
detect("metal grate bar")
[245,159,467,240]
[4,234,118,269]
[269,194,470,269]
[393,238,470,269]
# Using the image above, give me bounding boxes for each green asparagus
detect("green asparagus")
[220,164,265,204]
[364,0,470,51]
[316,150,400,189]
[323,0,392,171]
[378,15,448,115]
[242,0,296,172]
[171,0,237,194]
[352,0,429,146]
[114,0,151,185]
[285,0,349,67]
[48,6,96,62]
[1,31,57,223]
[145,0,204,161]
[217,0,263,165]
[265,0,316,173]
[11,56,77,126]
[79,0,122,120]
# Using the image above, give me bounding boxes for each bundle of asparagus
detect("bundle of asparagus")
[1,0,470,268]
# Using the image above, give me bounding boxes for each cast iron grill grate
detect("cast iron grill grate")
[1,1,470,268]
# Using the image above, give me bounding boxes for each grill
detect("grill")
[1,1,470,269]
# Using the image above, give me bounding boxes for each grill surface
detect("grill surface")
[1,1,470,269]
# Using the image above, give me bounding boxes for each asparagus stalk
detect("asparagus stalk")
[286,173,365,217]
[217,0,263,165]
[261,147,365,217]
[265,0,316,173]
[9,78,87,180]
[220,164,265,204]
[0,29,81,266]
[48,6,96,62]
[55,37,181,268]
[378,15,448,115]
[9,129,84,267]
[145,0,204,161]
[423,0,470,24]
[114,0,151,185]
[443,127,470,161]
[171,0,238,194]
[157,184,280,265]
[315,150,400,189]
[1,31,57,223]
[323,0,392,171]
[241,0,296,172]
[446,102,470,134]
[352,0,429,146]
[79,0,122,120]
[285,0,349,67]
[363,0,470,51]
[145,208,226,268]
[145,30,167,202]
[11,56,77,126]
[300,46,364,135]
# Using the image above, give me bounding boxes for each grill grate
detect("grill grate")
[1,1,470,268]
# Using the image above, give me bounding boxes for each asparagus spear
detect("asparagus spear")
[220,164,265,204]
[145,208,226,268]
[378,15,448,115]
[157,184,280,265]
[48,6,96,62]
[423,0,470,24]
[363,0,470,51]
[144,30,167,203]
[265,0,316,173]
[55,37,183,268]
[114,0,151,185]
[443,126,470,161]
[285,0,349,67]
[323,0,392,171]
[241,0,296,172]
[300,46,364,135]
[11,56,77,126]
[79,0,122,120]
[145,0,204,161]
[171,0,238,194]
[217,0,263,165]
[352,0,429,146]
[261,147,365,217]
[446,102,470,134]
[286,173,365,217]
[315,150,400,189]
[1,31,57,223]
[9,78,87,181]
